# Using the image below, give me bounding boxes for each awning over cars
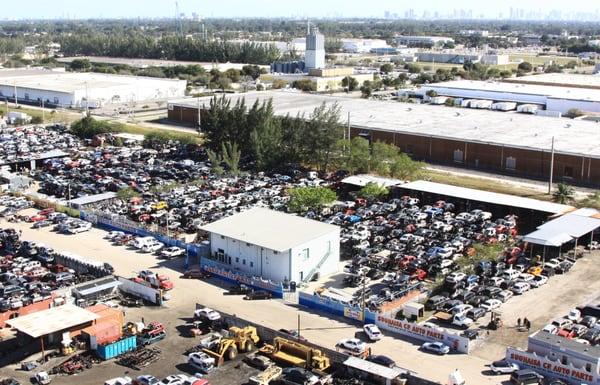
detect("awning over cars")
[522,208,600,247]
[6,304,98,338]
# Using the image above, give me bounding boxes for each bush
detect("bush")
[70,116,120,139]
[517,61,533,72]
[565,108,585,118]
[356,182,389,201]
[288,186,337,213]
[142,130,197,147]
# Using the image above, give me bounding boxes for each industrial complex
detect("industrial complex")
[0,68,187,109]
[168,91,600,186]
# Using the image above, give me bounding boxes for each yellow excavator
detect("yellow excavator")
[202,326,260,366]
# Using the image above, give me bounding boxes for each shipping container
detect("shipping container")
[96,335,137,360]
[83,321,122,348]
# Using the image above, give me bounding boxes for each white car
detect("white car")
[188,352,215,373]
[382,272,396,283]
[194,307,221,321]
[451,304,473,316]
[104,377,132,385]
[160,246,186,259]
[542,324,559,334]
[445,272,466,284]
[511,282,530,295]
[363,324,382,341]
[337,338,367,352]
[67,222,92,234]
[104,231,125,240]
[481,299,502,311]
[141,242,164,253]
[530,275,548,288]
[159,375,188,385]
[489,359,519,374]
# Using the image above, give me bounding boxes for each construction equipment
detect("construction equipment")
[202,326,260,366]
[49,353,98,375]
[488,311,503,330]
[258,337,330,371]
[137,322,166,345]
[249,365,283,385]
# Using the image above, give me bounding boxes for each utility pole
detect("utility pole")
[85,81,89,116]
[13,82,18,106]
[197,97,202,133]
[297,313,301,341]
[347,111,351,142]
[41,99,45,122]
[548,136,555,194]
[361,273,366,324]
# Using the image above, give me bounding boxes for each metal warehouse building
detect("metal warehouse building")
[168,91,600,187]
[418,79,600,115]
[0,69,187,109]
[200,207,340,284]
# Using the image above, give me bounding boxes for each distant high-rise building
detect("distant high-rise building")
[384,10,391,19]
[305,27,325,70]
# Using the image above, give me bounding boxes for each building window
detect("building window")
[243,259,246,265]
[246,243,251,247]
[274,251,278,255]
[505,156,516,170]
[586,363,592,372]
[453,149,464,163]
[53,97,59,104]
[250,262,254,268]
[235,257,239,263]
[564,166,574,178]
[561,355,567,365]
[24,93,30,100]
[220,235,225,239]
[301,248,309,261]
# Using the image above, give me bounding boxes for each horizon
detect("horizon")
[3,0,600,21]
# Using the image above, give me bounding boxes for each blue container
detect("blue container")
[96,335,137,360]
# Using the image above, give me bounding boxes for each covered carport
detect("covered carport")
[522,208,600,260]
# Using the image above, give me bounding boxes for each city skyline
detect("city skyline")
[4,0,600,21]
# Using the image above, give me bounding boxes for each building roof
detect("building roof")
[169,91,600,158]
[422,79,600,103]
[399,180,573,214]
[69,192,117,207]
[530,330,600,358]
[344,356,407,379]
[522,208,600,247]
[0,71,185,94]
[200,207,339,252]
[6,304,98,338]
[505,73,600,90]
[342,174,405,188]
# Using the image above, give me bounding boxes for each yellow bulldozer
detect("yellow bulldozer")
[259,337,330,371]
[202,326,260,366]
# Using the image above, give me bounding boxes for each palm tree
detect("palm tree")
[553,183,575,204]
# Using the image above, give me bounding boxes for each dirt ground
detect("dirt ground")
[1,218,599,385]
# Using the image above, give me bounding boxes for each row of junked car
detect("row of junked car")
[103,231,187,258]
[0,228,102,312]
[0,124,80,165]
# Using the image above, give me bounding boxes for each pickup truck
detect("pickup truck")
[433,311,474,328]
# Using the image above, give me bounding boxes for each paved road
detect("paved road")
[0,219,510,384]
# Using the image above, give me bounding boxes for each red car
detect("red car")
[412,268,427,281]
[557,328,576,339]
[38,208,55,216]
[28,214,47,222]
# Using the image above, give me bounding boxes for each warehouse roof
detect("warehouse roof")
[0,71,185,94]
[421,79,600,102]
[6,304,98,338]
[505,73,600,90]
[200,207,339,252]
[72,276,121,297]
[522,208,600,247]
[399,180,573,214]
[169,91,600,158]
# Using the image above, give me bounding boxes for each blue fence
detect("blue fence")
[201,258,284,298]
[79,210,209,265]
[299,292,377,324]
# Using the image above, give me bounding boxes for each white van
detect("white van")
[502,269,519,281]
[132,236,156,249]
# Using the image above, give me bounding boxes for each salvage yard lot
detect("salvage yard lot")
[1,218,599,385]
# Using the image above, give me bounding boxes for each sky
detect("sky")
[6,0,599,20]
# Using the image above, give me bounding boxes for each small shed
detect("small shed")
[402,302,424,321]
